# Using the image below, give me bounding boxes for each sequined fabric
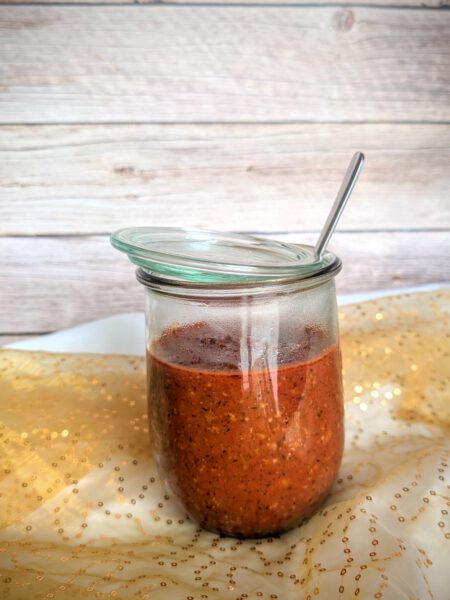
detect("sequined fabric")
[0,290,449,599]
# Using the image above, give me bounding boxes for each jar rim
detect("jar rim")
[111,226,342,287]
[136,260,342,297]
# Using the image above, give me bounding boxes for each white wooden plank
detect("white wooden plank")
[1,123,449,234]
[1,6,450,123]
[0,0,131,3]
[1,0,446,5]
[126,0,450,5]
[0,232,448,333]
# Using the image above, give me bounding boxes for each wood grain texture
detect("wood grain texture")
[1,123,449,235]
[1,0,448,5]
[0,0,129,3]
[125,0,450,5]
[1,232,448,333]
[1,6,450,123]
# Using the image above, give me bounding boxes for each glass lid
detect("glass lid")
[110,227,340,285]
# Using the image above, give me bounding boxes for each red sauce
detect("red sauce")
[148,322,344,538]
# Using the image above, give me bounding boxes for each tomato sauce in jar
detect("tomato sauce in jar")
[149,321,344,538]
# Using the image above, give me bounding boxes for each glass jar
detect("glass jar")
[112,228,344,538]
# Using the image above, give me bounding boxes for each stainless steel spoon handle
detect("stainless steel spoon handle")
[314,152,365,260]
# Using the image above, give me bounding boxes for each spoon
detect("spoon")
[314,151,365,261]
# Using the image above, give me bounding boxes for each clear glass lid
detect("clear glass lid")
[110,227,341,285]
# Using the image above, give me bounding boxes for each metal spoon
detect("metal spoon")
[314,151,365,260]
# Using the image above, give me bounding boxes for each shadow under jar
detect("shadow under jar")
[112,228,344,538]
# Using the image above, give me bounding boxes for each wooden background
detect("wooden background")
[1,2,449,344]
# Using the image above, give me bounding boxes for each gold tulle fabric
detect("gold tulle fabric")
[0,290,449,599]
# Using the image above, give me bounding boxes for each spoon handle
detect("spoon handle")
[314,152,365,260]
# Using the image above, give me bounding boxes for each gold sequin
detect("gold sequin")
[0,289,449,598]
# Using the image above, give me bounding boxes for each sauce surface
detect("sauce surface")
[148,322,344,538]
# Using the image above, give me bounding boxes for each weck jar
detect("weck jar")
[111,227,344,538]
